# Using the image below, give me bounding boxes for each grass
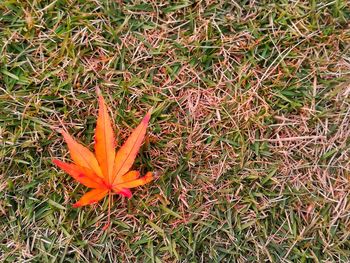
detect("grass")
[1,0,350,262]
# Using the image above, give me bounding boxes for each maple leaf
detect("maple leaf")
[53,89,153,228]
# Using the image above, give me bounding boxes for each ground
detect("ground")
[1,1,350,262]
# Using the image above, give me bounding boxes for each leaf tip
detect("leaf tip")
[142,109,152,125]
[145,171,153,181]
[60,129,70,139]
[95,86,102,95]
[141,172,153,185]
[72,203,81,208]
[119,188,132,198]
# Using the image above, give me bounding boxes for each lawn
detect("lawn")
[1,1,350,262]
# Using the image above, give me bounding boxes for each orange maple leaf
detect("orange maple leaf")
[53,89,152,227]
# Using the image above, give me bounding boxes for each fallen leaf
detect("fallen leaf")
[53,88,153,228]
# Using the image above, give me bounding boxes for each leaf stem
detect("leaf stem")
[103,191,112,230]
